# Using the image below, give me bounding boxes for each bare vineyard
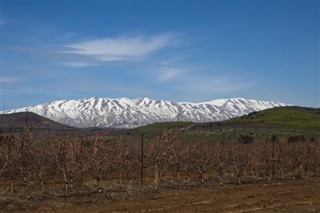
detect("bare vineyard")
[0,128,319,198]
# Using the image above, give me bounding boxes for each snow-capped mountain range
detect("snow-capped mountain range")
[3,97,287,128]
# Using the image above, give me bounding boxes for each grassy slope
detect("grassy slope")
[224,106,320,129]
[137,121,195,134]
[129,107,320,142]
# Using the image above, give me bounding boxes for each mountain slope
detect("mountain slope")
[0,112,74,131]
[3,97,287,128]
[225,106,320,129]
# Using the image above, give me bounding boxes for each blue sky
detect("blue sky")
[1,0,319,109]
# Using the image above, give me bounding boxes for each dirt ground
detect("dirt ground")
[0,179,319,213]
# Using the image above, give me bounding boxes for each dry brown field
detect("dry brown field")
[0,178,319,213]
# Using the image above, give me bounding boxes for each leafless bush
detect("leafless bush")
[0,127,319,197]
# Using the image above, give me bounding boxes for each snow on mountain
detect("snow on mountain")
[3,97,287,128]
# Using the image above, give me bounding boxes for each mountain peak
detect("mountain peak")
[3,97,287,128]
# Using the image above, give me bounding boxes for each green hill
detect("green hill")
[224,106,320,129]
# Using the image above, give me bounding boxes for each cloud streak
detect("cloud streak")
[62,62,98,68]
[65,34,175,63]
[157,68,183,81]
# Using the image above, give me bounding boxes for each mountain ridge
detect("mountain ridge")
[2,97,287,128]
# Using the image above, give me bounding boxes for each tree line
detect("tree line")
[0,128,319,198]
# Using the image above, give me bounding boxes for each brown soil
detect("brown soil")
[1,179,319,213]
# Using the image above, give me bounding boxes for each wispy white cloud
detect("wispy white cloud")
[157,68,183,81]
[65,34,175,63]
[96,56,125,62]
[62,62,98,68]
